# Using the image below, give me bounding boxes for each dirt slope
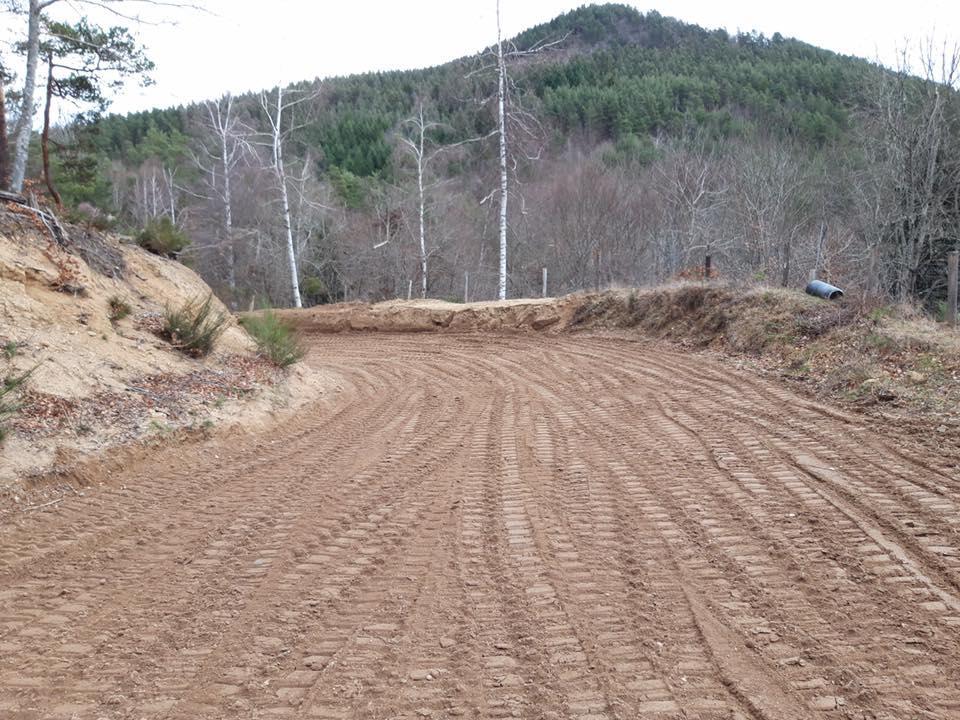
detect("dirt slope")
[1,333,959,719]
[279,296,580,333]
[0,208,327,487]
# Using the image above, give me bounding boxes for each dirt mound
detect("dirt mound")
[279,285,960,434]
[0,207,329,486]
[278,296,578,334]
[568,285,847,347]
[569,286,960,429]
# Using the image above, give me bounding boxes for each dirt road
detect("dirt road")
[2,333,959,719]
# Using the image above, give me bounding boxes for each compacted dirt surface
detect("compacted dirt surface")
[2,333,960,720]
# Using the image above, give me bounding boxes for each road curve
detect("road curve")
[1,333,959,719]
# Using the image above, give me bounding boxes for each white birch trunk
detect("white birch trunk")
[201,95,239,294]
[496,0,508,300]
[270,88,303,308]
[163,166,176,224]
[220,102,235,293]
[416,106,428,298]
[150,169,158,217]
[11,0,44,192]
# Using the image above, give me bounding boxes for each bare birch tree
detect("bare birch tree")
[192,94,248,294]
[473,0,566,299]
[257,85,319,308]
[0,64,9,190]
[494,4,508,300]
[399,103,436,298]
[398,101,487,298]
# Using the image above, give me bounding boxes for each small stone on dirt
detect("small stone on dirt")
[303,656,325,670]
[810,696,845,711]
[439,637,456,648]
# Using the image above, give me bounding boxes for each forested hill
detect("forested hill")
[40,3,959,310]
[91,4,865,170]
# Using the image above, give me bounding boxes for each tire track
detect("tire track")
[3,333,960,720]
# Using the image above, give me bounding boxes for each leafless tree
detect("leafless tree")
[534,156,649,292]
[731,142,814,285]
[860,39,960,302]
[398,100,488,298]
[190,94,249,294]
[257,85,319,308]
[656,135,727,278]
[472,0,566,299]
[398,102,442,298]
[0,67,9,190]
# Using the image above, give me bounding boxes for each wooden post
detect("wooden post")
[594,246,600,292]
[948,251,958,327]
[704,254,711,281]
[867,244,881,298]
[542,267,548,298]
[808,269,817,283]
[407,279,412,301]
[464,271,469,304]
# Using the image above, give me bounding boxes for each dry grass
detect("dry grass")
[161,295,228,358]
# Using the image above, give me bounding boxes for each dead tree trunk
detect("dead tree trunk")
[0,81,10,190]
[40,53,62,206]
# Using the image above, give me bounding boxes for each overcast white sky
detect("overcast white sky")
[6,0,959,115]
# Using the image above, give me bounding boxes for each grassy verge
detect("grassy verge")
[240,309,305,368]
[162,295,228,357]
[568,285,960,426]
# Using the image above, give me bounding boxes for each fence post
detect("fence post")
[869,244,882,298]
[407,279,412,301]
[704,254,712,281]
[464,271,469,304]
[542,267,548,298]
[948,251,958,327]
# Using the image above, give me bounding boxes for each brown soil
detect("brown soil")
[2,333,959,719]
[278,287,960,439]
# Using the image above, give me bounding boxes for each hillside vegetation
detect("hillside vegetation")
[9,3,960,313]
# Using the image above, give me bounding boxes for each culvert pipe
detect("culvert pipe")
[805,280,844,300]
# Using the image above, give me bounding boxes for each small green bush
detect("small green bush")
[240,310,305,368]
[108,295,132,322]
[3,341,17,359]
[0,369,32,443]
[138,217,189,257]
[162,294,228,357]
